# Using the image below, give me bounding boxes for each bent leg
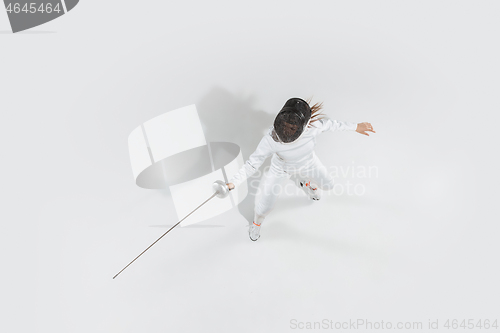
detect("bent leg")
[302,156,335,192]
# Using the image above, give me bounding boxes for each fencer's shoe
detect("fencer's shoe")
[300,180,321,201]
[249,221,261,241]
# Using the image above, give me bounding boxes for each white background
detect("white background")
[1,1,499,332]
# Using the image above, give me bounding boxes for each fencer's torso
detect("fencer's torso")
[266,125,322,170]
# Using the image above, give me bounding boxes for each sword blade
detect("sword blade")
[113,192,218,279]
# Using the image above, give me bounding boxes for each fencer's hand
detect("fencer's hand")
[356,122,376,136]
[227,183,235,190]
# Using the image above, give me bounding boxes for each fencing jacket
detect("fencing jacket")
[228,118,357,187]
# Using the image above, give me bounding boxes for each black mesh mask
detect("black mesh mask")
[272,98,312,144]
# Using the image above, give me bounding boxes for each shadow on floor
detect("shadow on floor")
[196,87,276,226]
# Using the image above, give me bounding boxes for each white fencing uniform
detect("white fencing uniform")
[229,118,357,224]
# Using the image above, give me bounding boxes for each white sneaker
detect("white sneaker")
[249,221,261,241]
[300,180,321,201]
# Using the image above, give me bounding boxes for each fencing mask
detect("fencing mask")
[272,98,312,144]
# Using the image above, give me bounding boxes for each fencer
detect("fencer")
[226,97,375,241]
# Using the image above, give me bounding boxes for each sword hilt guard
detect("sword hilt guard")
[212,180,231,199]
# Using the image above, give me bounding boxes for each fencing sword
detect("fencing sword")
[113,180,231,279]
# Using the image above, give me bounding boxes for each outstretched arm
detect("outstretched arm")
[227,136,274,189]
[320,118,375,136]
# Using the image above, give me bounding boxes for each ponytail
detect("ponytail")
[306,97,325,127]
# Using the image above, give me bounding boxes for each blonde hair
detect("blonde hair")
[306,97,325,128]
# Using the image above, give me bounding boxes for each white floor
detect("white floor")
[1,1,499,332]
